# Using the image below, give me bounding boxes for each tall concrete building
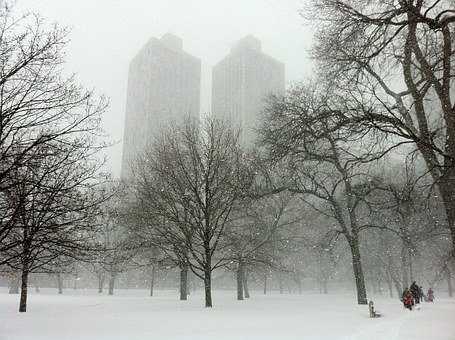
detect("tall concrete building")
[121,34,201,178]
[212,35,285,145]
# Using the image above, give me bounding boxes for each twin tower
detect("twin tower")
[121,33,285,177]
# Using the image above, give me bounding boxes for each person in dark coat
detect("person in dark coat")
[410,281,420,304]
[419,286,425,302]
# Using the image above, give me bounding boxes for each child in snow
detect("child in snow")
[427,288,434,302]
[402,288,414,310]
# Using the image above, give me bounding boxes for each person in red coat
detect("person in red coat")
[402,288,414,310]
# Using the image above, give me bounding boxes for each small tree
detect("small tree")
[225,192,298,300]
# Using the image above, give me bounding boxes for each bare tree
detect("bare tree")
[122,191,192,301]
[307,0,455,256]
[3,141,105,312]
[225,192,297,300]
[132,117,254,307]
[0,4,107,258]
[259,85,386,304]
[94,187,139,296]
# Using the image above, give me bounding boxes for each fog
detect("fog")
[17,0,312,177]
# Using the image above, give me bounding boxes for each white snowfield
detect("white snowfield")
[1,289,454,340]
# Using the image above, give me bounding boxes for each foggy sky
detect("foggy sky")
[17,0,313,177]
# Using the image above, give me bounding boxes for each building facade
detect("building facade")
[121,34,201,178]
[212,35,285,145]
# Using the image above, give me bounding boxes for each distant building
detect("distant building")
[121,33,201,178]
[212,35,285,145]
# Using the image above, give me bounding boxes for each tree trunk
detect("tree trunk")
[19,268,29,313]
[278,272,284,294]
[447,267,453,298]
[296,276,303,295]
[322,278,328,294]
[57,272,63,294]
[9,275,19,294]
[204,264,212,307]
[408,249,414,283]
[393,277,402,299]
[243,268,250,299]
[179,264,188,301]
[150,266,155,297]
[440,178,455,260]
[187,271,192,295]
[400,247,410,289]
[385,272,394,298]
[349,236,368,305]
[236,260,244,300]
[263,274,267,295]
[108,272,116,295]
[377,275,383,295]
[98,273,105,294]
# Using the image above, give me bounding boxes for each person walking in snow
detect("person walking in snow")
[419,286,425,302]
[410,281,420,304]
[402,288,414,310]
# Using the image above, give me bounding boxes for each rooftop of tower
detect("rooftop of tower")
[160,33,183,52]
[213,35,284,70]
[130,33,200,67]
[231,35,262,53]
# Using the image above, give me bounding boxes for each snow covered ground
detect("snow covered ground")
[1,288,454,340]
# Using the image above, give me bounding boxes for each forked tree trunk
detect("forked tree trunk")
[180,264,188,301]
[236,260,244,300]
[108,272,116,295]
[19,267,29,313]
[349,235,368,305]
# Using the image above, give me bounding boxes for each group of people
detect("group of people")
[402,281,434,310]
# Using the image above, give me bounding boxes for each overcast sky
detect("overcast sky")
[17,0,314,177]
